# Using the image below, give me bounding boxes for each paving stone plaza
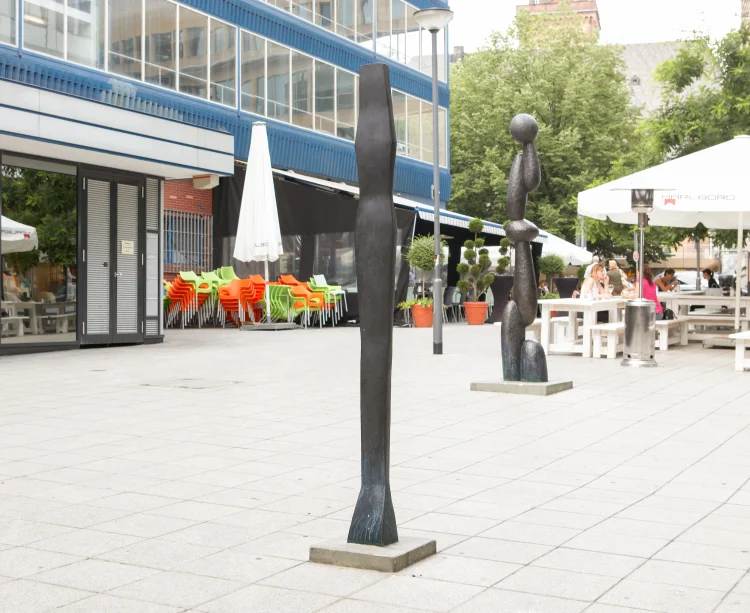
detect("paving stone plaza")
[1,326,750,612]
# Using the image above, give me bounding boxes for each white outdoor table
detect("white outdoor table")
[658,293,750,317]
[540,298,627,358]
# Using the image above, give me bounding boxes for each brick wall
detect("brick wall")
[164,179,213,215]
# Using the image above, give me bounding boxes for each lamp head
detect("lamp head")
[413,8,454,32]
[631,189,654,215]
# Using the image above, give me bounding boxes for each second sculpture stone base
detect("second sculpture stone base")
[310,536,436,573]
[470,380,573,397]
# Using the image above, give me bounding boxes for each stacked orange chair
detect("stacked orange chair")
[279,275,327,327]
[165,275,198,328]
[217,279,245,327]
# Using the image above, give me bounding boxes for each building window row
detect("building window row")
[0,0,446,166]
[241,31,446,166]
[261,0,447,82]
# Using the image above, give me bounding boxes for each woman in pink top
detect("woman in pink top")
[636,264,664,320]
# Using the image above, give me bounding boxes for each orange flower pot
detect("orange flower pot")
[411,304,433,328]
[464,301,489,325]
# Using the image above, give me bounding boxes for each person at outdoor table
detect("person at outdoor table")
[636,264,665,320]
[583,255,600,280]
[580,265,613,300]
[606,260,625,296]
[703,269,720,289]
[538,281,550,297]
[655,268,679,292]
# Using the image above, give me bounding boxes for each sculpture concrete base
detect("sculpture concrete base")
[310,536,436,572]
[240,322,300,331]
[470,380,573,396]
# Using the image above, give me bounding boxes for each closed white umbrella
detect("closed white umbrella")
[1,216,39,254]
[233,122,283,322]
[543,232,593,266]
[578,135,750,329]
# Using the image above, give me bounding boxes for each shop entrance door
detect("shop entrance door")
[81,172,145,345]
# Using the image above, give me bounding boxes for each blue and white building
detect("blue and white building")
[0,0,454,353]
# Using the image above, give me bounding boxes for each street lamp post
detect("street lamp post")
[414,7,453,355]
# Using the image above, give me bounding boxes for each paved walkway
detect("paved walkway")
[1,325,749,613]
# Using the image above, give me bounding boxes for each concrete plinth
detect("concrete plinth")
[470,380,573,396]
[310,536,436,572]
[240,322,300,331]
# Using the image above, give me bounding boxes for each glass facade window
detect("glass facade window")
[268,0,290,11]
[1,158,78,345]
[210,20,236,106]
[314,61,335,136]
[291,0,313,22]
[67,0,105,68]
[421,100,433,164]
[357,0,373,48]
[392,90,406,156]
[144,0,176,90]
[24,0,64,58]
[375,0,390,57]
[178,6,207,99]
[335,0,354,41]
[267,41,290,123]
[109,0,142,80]
[336,68,356,141]
[316,0,334,32]
[241,32,265,115]
[405,4,420,71]
[292,51,313,129]
[439,106,447,167]
[407,94,420,160]
[0,0,15,46]
[391,0,406,63]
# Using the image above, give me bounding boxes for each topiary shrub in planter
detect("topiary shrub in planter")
[405,235,445,328]
[538,254,566,288]
[457,218,495,325]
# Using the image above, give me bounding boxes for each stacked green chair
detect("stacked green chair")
[218,266,239,282]
[310,274,347,322]
[178,271,213,327]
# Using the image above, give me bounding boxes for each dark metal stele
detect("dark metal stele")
[500,114,549,384]
[348,63,399,547]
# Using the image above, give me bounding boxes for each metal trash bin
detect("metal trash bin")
[621,300,658,368]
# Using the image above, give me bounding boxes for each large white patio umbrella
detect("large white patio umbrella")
[578,135,750,329]
[233,122,283,322]
[543,232,593,266]
[1,215,38,254]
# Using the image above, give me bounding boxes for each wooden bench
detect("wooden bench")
[730,331,750,372]
[0,315,27,337]
[655,319,684,351]
[591,322,625,359]
[684,315,748,342]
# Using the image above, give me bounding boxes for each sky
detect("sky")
[449,0,743,53]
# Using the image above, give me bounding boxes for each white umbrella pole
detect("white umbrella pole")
[737,212,744,331]
[264,260,270,324]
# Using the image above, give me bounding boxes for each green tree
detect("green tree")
[538,254,565,284]
[1,167,77,271]
[642,24,750,248]
[450,5,638,243]
[405,235,445,300]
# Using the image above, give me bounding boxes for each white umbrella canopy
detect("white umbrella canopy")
[543,233,592,266]
[578,134,750,329]
[1,215,39,254]
[233,122,283,322]
[578,135,750,229]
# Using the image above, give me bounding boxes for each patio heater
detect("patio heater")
[622,189,658,368]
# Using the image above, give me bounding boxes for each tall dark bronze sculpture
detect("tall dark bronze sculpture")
[501,114,549,383]
[348,63,398,547]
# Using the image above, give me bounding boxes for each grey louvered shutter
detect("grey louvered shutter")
[116,184,139,335]
[86,180,111,336]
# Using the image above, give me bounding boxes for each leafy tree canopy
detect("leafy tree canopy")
[450,5,638,242]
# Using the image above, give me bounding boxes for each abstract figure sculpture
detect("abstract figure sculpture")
[501,114,549,384]
[348,63,399,547]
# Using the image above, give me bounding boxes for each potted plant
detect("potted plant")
[457,218,495,325]
[404,235,445,328]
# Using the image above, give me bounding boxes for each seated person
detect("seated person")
[636,265,665,320]
[655,268,679,292]
[703,269,720,289]
[580,265,613,300]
